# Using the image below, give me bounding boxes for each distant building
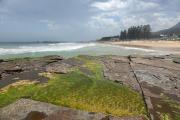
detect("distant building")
[171,34,179,40]
[160,33,179,40]
[99,36,120,41]
[160,34,168,40]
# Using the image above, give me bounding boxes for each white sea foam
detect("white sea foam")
[0,42,170,56]
[0,43,96,55]
[123,46,156,52]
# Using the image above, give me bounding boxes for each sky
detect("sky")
[0,0,180,42]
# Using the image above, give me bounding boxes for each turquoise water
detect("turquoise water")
[0,42,163,59]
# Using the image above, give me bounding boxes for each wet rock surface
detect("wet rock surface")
[100,56,142,92]
[0,56,81,89]
[0,56,63,89]
[0,55,180,120]
[101,55,180,120]
[130,55,180,98]
[23,111,48,120]
[46,62,73,74]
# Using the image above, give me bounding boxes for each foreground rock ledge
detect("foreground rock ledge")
[0,55,180,120]
[0,99,143,120]
[101,54,180,120]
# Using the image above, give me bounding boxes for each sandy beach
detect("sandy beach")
[104,40,180,53]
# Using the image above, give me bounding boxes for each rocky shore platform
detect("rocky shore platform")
[0,55,179,120]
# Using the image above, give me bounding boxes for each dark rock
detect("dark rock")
[173,58,180,64]
[0,70,48,88]
[43,55,64,61]
[42,56,64,64]
[23,111,47,120]
[62,58,84,66]
[4,66,23,74]
[114,80,123,85]
[0,59,4,63]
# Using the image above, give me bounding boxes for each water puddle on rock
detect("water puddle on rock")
[24,111,47,120]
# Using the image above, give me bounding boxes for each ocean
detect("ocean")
[0,42,166,59]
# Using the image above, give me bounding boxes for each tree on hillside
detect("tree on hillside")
[120,30,127,40]
[120,24,151,40]
[145,25,151,39]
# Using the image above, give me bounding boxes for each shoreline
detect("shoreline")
[100,40,180,54]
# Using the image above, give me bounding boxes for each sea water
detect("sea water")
[0,42,166,59]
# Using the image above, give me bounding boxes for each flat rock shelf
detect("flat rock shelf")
[0,55,179,120]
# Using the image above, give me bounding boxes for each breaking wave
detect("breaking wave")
[0,43,96,55]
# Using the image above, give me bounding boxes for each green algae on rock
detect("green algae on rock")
[0,56,147,118]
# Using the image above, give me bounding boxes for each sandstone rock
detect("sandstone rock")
[131,57,180,97]
[79,67,93,76]
[45,111,144,120]
[0,99,143,120]
[101,56,141,92]
[0,99,61,120]
[23,111,48,120]
[62,58,84,66]
[46,62,72,74]
[101,55,180,120]
[43,55,64,61]
[44,109,106,120]
[131,56,180,71]
[4,66,23,74]
[173,58,180,64]
[0,55,179,120]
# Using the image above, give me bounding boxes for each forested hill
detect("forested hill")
[98,22,180,41]
[99,25,152,41]
[157,22,180,35]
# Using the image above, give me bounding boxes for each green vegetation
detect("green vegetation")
[120,25,151,40]
[162,98,180,120]
[156,94,180,120]
[0,56,147,117]
[160,113,171,120]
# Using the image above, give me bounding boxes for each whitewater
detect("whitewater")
[0,43,96,55]
[0,42,168,59]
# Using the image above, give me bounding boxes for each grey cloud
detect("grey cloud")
[0,0,179,42]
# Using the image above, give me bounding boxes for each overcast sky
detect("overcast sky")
[0,0,180,42]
